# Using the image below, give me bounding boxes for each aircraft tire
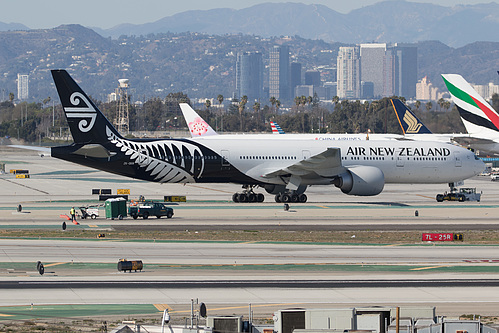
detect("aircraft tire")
[257,193,265,202]
[281,194,291,203]
[238,193,248,202]
[275,194,282,203]
[291,194,298,203]
[436,194,444,202]
[298,194,307,203]
[232,193,239,203]
[248,193,256,202]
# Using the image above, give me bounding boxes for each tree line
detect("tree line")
[0,92,485,144]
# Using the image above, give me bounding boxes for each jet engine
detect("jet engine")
[334,166,384,196]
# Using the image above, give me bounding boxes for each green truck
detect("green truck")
[128,202,174,219]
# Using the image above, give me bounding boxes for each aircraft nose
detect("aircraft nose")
[474,156,485,176]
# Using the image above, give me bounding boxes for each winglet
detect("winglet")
[391,99,432,135]
[179,103,218,137]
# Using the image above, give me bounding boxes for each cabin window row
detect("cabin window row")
[168,155,217,160]
[239,156,297,160]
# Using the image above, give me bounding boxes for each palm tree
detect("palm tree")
[425,101,433,112]
[253,102,261,129]
[415,100,421,110]
[275,100,281,114]
[9,92,14,102]
[217,94,224,132]
[238,95,248,131]
[269,96,276,113]
[437,98,445,111]
[294,96,301,109]
[205,99,211,110]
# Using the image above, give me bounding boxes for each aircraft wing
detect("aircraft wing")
[262,148,346,179]
[452,136,496,145]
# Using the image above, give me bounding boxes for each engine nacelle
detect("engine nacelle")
[335,166,385,196]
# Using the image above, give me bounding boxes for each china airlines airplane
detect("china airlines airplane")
[49,70,484,203]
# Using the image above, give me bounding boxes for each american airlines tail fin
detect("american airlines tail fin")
[51,69,123,144]
[179,103,218,137]
[442,74,499,140]
[270,121,285,134]
[390,99,432,135]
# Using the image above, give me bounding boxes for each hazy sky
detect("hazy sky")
[1,0,496,29]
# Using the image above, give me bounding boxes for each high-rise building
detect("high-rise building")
[269,45,290,101]
[305,71,321,87]
[290,62,302,98]
[360,43,386,98]
[17,74,29,101]
[236,52,263,101]
[383,43,417,98]
[337,46,360,99]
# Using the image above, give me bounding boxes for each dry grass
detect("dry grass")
[2,228,499,244]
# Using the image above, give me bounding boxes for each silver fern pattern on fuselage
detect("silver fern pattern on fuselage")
[106,126,205,183]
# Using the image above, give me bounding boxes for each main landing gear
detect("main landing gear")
[275,192,307,203]
[232,185,265,203]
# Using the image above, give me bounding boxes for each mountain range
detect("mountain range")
[91,1,499,48]
[2,1,499,47]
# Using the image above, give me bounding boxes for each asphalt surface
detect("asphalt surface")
[2,146,499,318]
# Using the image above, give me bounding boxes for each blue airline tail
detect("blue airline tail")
[391,99,432,135]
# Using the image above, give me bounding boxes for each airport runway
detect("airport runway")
[2,147,499,318]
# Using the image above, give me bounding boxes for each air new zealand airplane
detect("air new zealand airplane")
[50,70,484,203]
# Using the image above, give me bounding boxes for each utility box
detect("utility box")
[206,316,243,333]
[105,198,127,219]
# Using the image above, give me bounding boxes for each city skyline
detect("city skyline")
[0,0,496,30]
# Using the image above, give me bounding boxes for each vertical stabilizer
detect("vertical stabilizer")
[179,103,218,137]
[270,121,285,134]
[391,99,432,135]
[51,70,123,144]
[442,74,499,139]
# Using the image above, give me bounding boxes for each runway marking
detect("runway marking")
[415,194,436,200]
[168,303,303,314]
[410,265,453,271]
[88,225,98,228]
[154,304,172,311]
[43,262,68,268]
[0,178,49,195]
[316,205,330,209]
[185,184,234,194]
[0,314,13,317]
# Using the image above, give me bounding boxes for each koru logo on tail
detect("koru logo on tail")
[64,92,97,132]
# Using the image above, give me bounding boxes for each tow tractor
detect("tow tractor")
[436,185,481,202]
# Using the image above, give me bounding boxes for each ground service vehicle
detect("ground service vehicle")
[128,202,174,219]
[436,187,481,202]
